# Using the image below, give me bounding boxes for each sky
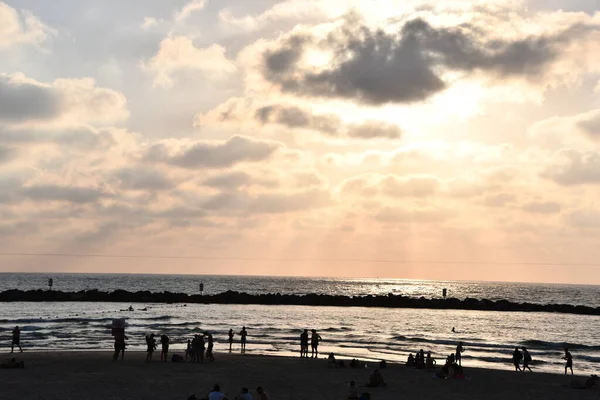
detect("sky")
[1,0,600,284]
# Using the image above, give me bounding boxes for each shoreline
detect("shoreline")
[2,289,599,316]
[3,351,597,399]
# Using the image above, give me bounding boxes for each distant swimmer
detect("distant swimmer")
[452,327,456,333]
[563,348,573,375]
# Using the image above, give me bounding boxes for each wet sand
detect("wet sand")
[1,351,597,399]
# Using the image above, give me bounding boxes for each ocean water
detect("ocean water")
[0,274,599,375]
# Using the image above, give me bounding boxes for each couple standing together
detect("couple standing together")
[300,329,321,358]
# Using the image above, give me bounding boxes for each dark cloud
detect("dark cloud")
[0,75,62,122]
[21,185,113,204]
[263,18,585,104]
[542,150,600,185]
[256,104,401,138]
[145,135,282,169]
[256,105,341,135]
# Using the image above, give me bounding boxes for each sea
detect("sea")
[0,273,599,375]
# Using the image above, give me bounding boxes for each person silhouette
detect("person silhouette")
[300,329,309,357]
[240,327,248,353]
[512,347,522,371]
[310,329,322,358]
[522,347,532,372]
[228,329,234,352]
[455,342,464,366]
[563,348,573,375]
[11,326,22,353]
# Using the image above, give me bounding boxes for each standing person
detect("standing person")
[522,347,532,372]
[563,348,573,375]
[512,347,522,371]
[300,329,309,358]
[256,387,270,400]
[455,342,464,366]
[199,334,206,363]
[228,329,234,352]
[113,329,128,361]
[206,332,215,362]
[146,333,157,361]
[11,326,22,353]
[310,329,322,358]
[240,327,248,353]
[160,334,170,363]
[186,339,193,362]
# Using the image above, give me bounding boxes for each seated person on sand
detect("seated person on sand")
[426,352,436,369]
[571,375,599,390]
[366,369,387,387]
[347,380,359,400]
[235,387,253,400]
[1,358,25,369]
[328,352,337,366]
[207,384,229,400]
[256,387,270,400]
[350,358,362,368]
[406,353,415,367]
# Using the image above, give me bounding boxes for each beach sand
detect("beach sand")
[1,351,597,400]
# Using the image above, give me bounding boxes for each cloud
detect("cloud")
[142,36,237,88]
[341,174,442,198]
[542,149,600,185]
[347,121,402,139]
[202,189,332,214]
[521,201,562,214]
[144,135,283,169]
[175,0,207,23]
[0,73,129,127]
[529,109,600,148]
[255,104,341,135]
[20,185,113,204]
[112,167,175,191]
[373,206,449,224]
[253,104,401,138]
[261,15,592,105]
[0,1,53,49]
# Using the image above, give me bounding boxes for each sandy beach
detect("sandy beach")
[1,351,597,400]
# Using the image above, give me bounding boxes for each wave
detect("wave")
[521,340,600,350]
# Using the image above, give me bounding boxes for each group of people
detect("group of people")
[299,329,321,358]
[511,347,533,372]
[184,332,216,363]
[406,350,437,369]
[144,333,172,362]
[187,384,270,400]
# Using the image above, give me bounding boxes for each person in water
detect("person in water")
[228,329,234,352]
[310,329,322,358]
[512,347,522,371]
[522,347,532,372]
[160,334,170,363]
[240,327,248,352]
[11,326,22,353]
[563,348,573,375]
